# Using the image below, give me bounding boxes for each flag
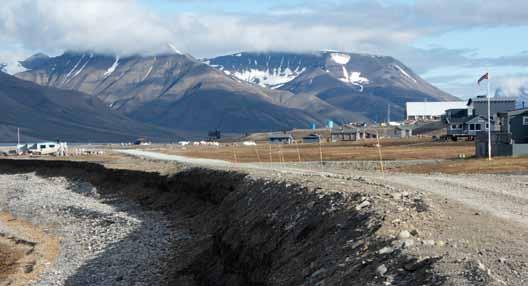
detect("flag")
[477,72,489,85]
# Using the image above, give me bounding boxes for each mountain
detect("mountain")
[0,72,182,142]
[206,51,458,121]
[16,51,328,133]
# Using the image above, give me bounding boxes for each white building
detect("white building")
[406,101,467,121]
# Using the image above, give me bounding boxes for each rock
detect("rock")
[398,230,411,240]
[498,257,507,264]
[378,246,394,255]
[23,261,35,273]
[356,201,371,211]
[310,267,327,278]
[404,257,434,272]
[402,239,414,248]
[391,193,402,200]
[436,240,446,247]
[410,229,419,237]
[422,240,435,246]
[477,261,486,271]
[376,264,388,276]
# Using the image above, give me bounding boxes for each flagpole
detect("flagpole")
[487,71,492,161]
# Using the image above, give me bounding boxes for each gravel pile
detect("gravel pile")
[0,173,175,286]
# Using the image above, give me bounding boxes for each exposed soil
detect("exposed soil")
[0,212,59,286]
[0,242,24,281]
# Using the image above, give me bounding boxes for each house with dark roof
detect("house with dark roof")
[475,108,528,157]
[444,96,516,140]
[268,133,294,144]
[498,108,528,144]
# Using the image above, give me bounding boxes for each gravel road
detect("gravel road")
[0,173,176,286]
[371,173,528,226]
[121,149,528,228]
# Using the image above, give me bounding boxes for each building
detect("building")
[498,108,528,144]
[208,130,221,141]
[467,96,517,119]
[444,96,517,140]
[268,133,294,144]
[302,134,322,144]
[406,101,467,121]
[331,129,378,142]
[395,125,414,138]
[474,107,528,157]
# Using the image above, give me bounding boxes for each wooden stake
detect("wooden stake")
[295,140,302,163]
[318,138,324,168]
[279,144,285,168]
[254,146,261,163]
[232,143,238,164]
[269,144,273,164]
[376,130,385,177]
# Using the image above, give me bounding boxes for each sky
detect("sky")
[1,0,528,99]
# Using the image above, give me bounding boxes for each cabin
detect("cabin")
[395,125,414,138]
[268,133,294,144]
[25,142,68,156]
[331,129,378,142]
[302,134,322,144]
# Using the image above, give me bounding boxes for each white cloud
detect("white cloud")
[0,0,424,59]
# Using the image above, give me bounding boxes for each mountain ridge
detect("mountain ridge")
[0,72,183,142]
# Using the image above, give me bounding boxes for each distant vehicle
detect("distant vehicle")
[134,138,151,145]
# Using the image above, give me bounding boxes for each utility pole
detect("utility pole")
[17,128,20,145]
[487,71,492,161]
[387,104,391,123]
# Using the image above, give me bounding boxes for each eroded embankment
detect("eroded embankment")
[0,159,443,286]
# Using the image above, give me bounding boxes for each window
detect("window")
[49,145,55,148]
[469,124,475,131]
[523,116,528,126]
[458,124,463,129]
[40,145,46,149]
[476,124,482,131]
[451,124,458,129]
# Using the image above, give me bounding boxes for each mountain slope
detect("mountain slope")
[0,72,181,142]
[206,51,458,121]
[16,51,329,132]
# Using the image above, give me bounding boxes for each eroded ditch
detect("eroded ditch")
[0,159,444,285]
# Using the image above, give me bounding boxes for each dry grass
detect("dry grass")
[394,156,528,174]
[150,139,474,163]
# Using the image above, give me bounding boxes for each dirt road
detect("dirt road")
[120,149,528,227]
[374,173,528,226]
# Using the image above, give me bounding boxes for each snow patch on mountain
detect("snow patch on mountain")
[143,66,153,81]
[167,43,183,55]
[72,58,90,78]
[339,66,369,91]
[63,55,85,83]
[330,53,351,65]
[394,64,417,83]
[339,66,369,84]
[232,67,306,89]
[104,56,120,77]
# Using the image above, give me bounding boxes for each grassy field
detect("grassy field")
[394,156,528,174]
[149,138,475,163]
